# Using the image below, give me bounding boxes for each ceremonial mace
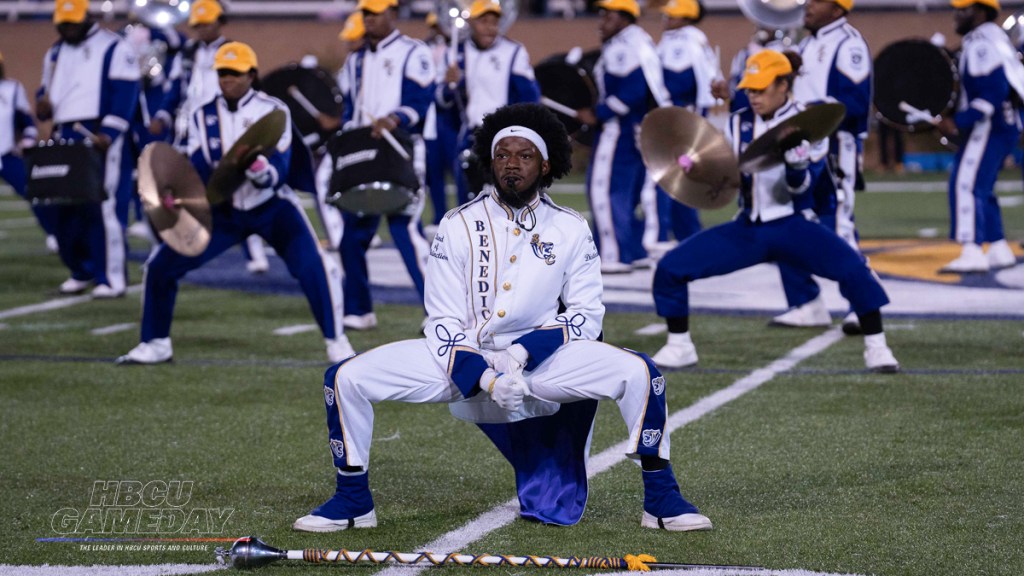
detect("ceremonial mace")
[215,536,762,572]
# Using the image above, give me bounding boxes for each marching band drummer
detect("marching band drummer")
[333,0,435,331]
[36,0,141,298]
[938,0,1022,272]
[649,50,900,374]
[436,0,541,206]
[116,42,354,365]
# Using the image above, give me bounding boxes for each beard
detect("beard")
[494,173,541,209]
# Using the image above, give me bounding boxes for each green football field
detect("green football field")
[1,180,1023,576]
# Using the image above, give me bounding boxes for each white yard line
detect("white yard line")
[90,323,136,336]
[375,328,849,576]
[0,285,142,322]
[272,324,318,336]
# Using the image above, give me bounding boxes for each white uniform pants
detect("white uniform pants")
[323,339,670,468]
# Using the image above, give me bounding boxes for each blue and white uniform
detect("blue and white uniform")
[424,33,459,225]
[949,21,1024,244]
[136,89,344,344]
[780,17,872,309]
[1,75,54,237]
[588,24,670,268]
[155,35,227,145]
[335,29,435,318]
[437,36,541,204]
[794,16,871,242]
[39,24,141,293]
[652,100,889,321]
[644,25,718,248]
[319,189,678,524]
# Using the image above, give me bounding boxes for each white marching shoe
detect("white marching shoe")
[651,332,698,369]
[326,335,356,363]
[987,240,1017,270]
[343,312,378,331]
[59,277,92,294]
[91,284,125,299]
[641,511,713,532]
[116,338,173,365]
[940,243,988,274]
[245,236,270,274]
[864,334,899,374]
[293,509,377,533]
[771,295,831,327]
[841,311,862,336]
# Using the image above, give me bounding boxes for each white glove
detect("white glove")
[490,344,529,376]
[480,368,529,411]
[245,154,276,188]
[783,140,811,170]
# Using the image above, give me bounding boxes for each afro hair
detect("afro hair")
[471,103,572,190]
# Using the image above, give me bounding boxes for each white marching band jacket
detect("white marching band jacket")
[424,187,604,396]
[188,89,293,211]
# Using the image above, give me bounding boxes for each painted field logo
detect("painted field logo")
[50,480,234,535]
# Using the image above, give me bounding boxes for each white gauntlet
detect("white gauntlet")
[245,154,276,189]
[783,140,811,170]
[490,344,529,375]
[479,368,529,412]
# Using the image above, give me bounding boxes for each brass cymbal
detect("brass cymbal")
[639,107,740,210]
[738,103,846,173]
[206,109,287,205]
[138,142,212,257]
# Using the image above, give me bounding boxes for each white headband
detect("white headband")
[490,126,549,160]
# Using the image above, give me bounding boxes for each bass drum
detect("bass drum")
[535,49,600,146]
[325,127,418,216]
[874,39,958,132]
[24,140,105,204]
[262,63,342,147]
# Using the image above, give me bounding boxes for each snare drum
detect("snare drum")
[24,140,105,204]
[874,39,958,132]
[326,127,418,216]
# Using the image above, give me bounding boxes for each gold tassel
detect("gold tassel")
[623,553,657,572]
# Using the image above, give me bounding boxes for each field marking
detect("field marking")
[635,322,668,336]
[0,285,142,322]
[90,323,136,336]
[272,324,318,336]
[375,327,850,576]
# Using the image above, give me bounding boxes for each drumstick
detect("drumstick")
[287,86,322,118]
[898,101,940,125]
[72,122,97,142]
[360,107,412,162]
[541,96,579,119]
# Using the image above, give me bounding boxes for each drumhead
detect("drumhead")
[262,64,342,143]
[535,51,598,145]
[874,39,958,132]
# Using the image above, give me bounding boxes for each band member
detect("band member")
[643,0,720,253]
[938,0,1022,272]
[772,0,873,333]
[649,50,899,374]
[0,51,56,250]
[423,11,460,227]
[437,0,541,204]
[294,103,711,533]
[37,0,141,298]
[577,0,671,274]
[333,0,435,331]
[116,42,353,365]
[153,0,269,273]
